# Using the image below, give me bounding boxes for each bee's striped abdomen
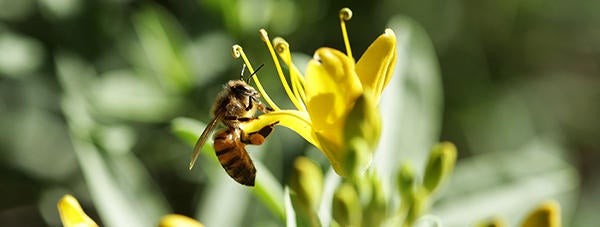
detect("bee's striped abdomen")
[213,129,256,186]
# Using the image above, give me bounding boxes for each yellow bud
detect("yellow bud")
[423,142,457,194]
[520,201,561,227]
[57,194,98,227]
[332,183,362,226]
[158,214,205,227]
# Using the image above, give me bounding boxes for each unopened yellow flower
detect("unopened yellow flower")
[57,194,99,227]
[520,201,561,227]
[57,194,207,227]
[159,214,206,227]
[236,8,397,176]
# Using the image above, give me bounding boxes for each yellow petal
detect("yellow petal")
[241,110,320,149]
[355,29,397,101]
[57,194,98,227]
[303,48,364,175]
[159,214,205,227]
[305,47,362,134]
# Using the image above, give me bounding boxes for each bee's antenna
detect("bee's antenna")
[246,64,265,83]
[240,64,247,80]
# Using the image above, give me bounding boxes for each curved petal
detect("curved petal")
[241,110,321,149]
[355,29,397,100]
[303,48,367,176]
[305,48,362,134]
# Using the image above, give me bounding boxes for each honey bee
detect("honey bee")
[189,64,277,186]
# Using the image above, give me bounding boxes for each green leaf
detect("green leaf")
[57,54,171,227]
[431,138,578,226]
[92,70,182,122]
[374,15,444,195]
[0,31,44,77]
[253,160,286,220]
[171,117,207,147]
[317,168,342,227]
[132,4,192,93]
[285,187,298,227]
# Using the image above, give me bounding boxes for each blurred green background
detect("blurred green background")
[0,0,598,226]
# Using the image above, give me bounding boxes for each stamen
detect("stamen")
[273,37,307,111]
[339,8,353,60]
[232,45,280,111]
[260,29,305,111]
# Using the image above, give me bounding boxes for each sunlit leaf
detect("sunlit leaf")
[432,139,578,226]
[0,31,44,77]
[374,15,443,195]
[132,4,192,93]
[57,53,171,227]
[92,70,182,122]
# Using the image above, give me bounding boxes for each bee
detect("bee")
[189,64,277,186]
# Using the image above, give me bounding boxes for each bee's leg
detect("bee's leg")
[245,96,254,111]
[237,117,257,122]
[252,97,273,113]
[257,103,273,113]
[224,116,260,122]
[242,121,279,145]
[224,116,238,121]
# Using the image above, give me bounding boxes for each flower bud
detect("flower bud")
[332,183,362,226]
[396,163,416,208]
[343,92,382,177]
[57,194,98,227]
[158,214,205,227]
[363,173,387,227]
[289,157,323,225]
[404,188,429,226]
[423,142,457,194]
[520,201,561,227]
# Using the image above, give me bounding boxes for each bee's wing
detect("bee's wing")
[189,110,225,170]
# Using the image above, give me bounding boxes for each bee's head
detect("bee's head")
[227,80,258,97]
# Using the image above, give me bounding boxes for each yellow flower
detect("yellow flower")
[57,194,98,227]
[235,8,397,176]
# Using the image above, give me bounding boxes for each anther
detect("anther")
[273,37,289,54]
[232,45,242,58]
[259,29,269,42]
[339,8,353,21]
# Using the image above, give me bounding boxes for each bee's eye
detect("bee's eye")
[234,85,248,92]
[232,85,254,96]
